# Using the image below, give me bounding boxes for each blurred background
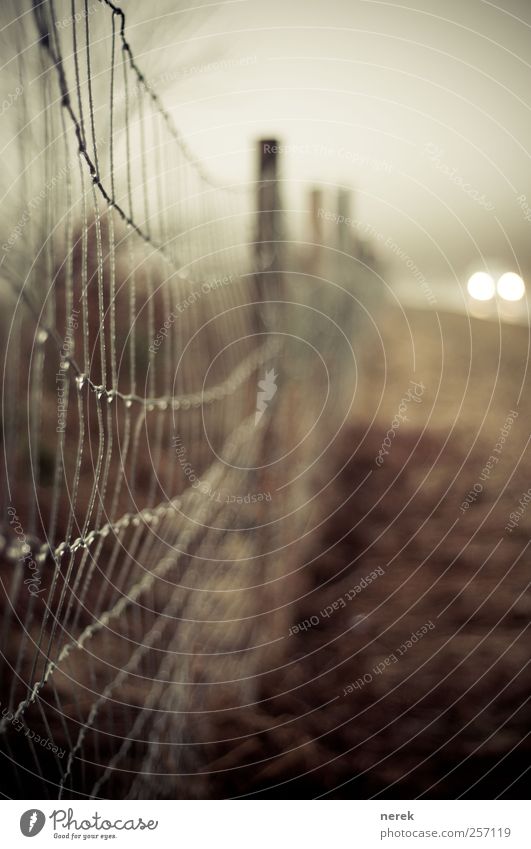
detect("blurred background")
[0,0,529,800]
[134,0,531,309]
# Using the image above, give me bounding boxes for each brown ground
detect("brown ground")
[198,304,531,799]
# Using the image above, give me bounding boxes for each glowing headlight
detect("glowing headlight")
[497,272,525,301]
[467,271,495,301]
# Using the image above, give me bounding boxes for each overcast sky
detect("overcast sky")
[125,0,531,286]
[2,0,530,292]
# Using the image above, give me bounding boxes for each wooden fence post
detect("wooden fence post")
[309,187,324,275]
[255,139,282,325]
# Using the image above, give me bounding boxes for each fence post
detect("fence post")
[256,139,279,269]
[255,139,282,327]
[334,187,361,344]
[308,187,324,276]
[336,188,351,254]
[253,140,281,556]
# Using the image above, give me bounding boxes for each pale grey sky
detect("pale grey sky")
[2,0,531,292]
[130,0,531,285]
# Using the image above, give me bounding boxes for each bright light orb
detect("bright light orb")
[467,271,495,301]
[497,272,525,301]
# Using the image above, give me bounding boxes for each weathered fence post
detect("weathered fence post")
[255,139,282,326]
[334,187,362,345]
[336,188,351,254]
[335,188,351,301]
[255,139,279,267]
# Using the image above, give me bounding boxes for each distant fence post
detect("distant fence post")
[334,187,360,339]
[309,187,324,275]
[255,139,282,326]
[336,188,351,254]
[253,140,282,531]
[335,188,351,292]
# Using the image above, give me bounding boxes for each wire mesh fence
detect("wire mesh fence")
[0,0,359,799]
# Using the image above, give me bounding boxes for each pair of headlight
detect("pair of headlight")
[467,271,525,302]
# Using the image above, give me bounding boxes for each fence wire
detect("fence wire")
[0,0,356,799]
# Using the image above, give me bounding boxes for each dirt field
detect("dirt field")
[1,302,529,800]
[199,304,530,799]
